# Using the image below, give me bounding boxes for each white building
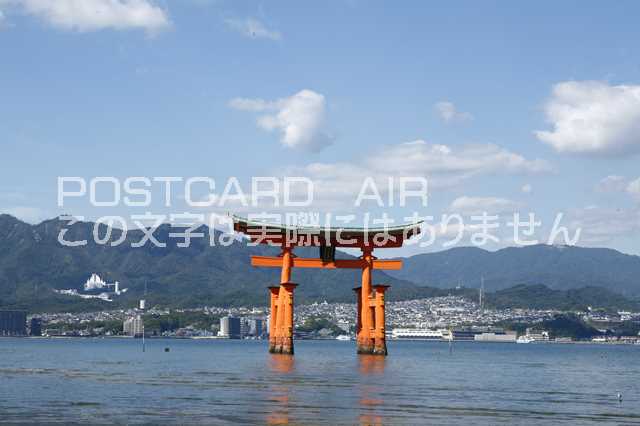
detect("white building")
[474,332,517,342]
[123,315,143,337]
[84,273,124,295]
[84,273,107,291]
[54,273,127,302]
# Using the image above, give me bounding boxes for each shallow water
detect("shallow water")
[0,338,638,424]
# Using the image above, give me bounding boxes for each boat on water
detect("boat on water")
[391,328,446,340]
[516,335,534,344]
[335,335,352,341]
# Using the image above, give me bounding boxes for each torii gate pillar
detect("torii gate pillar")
[354,247,389,355]
[268,286,280,353]
[269,246,297,355]
[372,284,389,355]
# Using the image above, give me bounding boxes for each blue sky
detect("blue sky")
[1,1,640,255]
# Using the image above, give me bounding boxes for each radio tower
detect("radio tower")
[479,276,485,312]
[140,280,147,353]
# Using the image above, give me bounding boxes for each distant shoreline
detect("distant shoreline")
[3,336,639,346]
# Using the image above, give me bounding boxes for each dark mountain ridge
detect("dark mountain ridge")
[487,284,640,311]
[1,215,639,312]
[389,244,640,296]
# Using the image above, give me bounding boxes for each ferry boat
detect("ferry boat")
[391,328,445,340]
[516,335,534,344]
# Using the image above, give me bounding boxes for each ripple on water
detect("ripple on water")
[0,339,639,425]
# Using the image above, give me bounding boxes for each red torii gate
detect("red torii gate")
[232,215,421,356]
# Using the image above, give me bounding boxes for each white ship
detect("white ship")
[335,335,352,341]
[516,335,534,344]
[392,328,446,340]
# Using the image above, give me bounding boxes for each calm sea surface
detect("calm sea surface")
[0,338,638,425]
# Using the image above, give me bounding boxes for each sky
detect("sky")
[1,0,640,256]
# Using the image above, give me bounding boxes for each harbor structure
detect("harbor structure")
[525,328,550,341]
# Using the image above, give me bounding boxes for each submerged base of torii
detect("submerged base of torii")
[354,283,389,356]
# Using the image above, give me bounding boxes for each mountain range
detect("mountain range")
[0,214,422,312]
[389,245,640,296]
[1,214,639,313]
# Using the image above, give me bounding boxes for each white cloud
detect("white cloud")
[448,196,521,215]
[363,140,550,182]
[595,175,628,193]
[536,81,640,155]
[434,101,473,124]
[281,140,550,208]
[627,177,640,198]
[521,183,532,194]
[566,205,640,245]
[229,89,334,152]
[11,0,170,34]
[592,175,640,201]
[225,17,281,40]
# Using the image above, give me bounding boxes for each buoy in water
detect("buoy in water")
[164,347,170,352]
[617,393,623,402]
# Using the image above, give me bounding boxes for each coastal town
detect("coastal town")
[4,295,639,344]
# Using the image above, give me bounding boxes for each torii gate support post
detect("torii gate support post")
[373,284,389,355]
[356,247,376,354]
[268,286,280,353]
[270,246,297,355]
[356,247,389,356]
[353,286,362,346]
[279,282,297,354]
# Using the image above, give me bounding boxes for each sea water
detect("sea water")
[0,338,638,425]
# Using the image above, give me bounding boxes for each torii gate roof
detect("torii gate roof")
[231,214,422,248]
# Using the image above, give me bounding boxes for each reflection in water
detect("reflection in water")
[358,355,385,425]
[359,412,384,426]
[268,354,295,374]
[266,355,295,425]
[358,355,386,376]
